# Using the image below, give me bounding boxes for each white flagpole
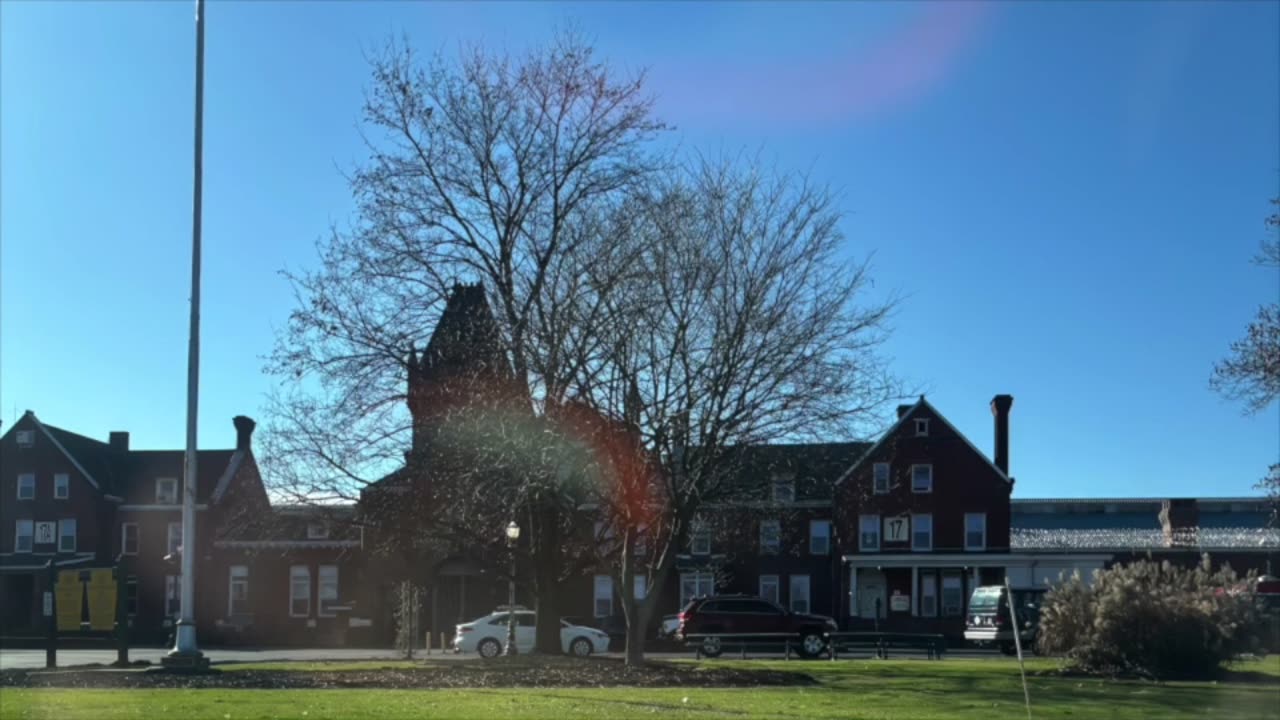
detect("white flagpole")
[167,0,206,667]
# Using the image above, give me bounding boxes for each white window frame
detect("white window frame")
[941,573,963,617]
[58,519,77,552]
[16,430,34,447]
[14,520,33,553]
[306,523,329,540]
[809,520,831,556]
[155,477,178,504]
[690,524,711,556]
[759,519,781,555]
[54,474,69,500]
[911,513,932,551]
[593,574,613,617]
[771,475,796,504]
[759,574,780,605]
[789,574,811,614]
[872,463,890,494]
[633,574,647,600]
[289,565,311,618]
[228,565,249,616]
[920,571,938,617]
[166,522,182,557]
[165,574,181,617]
[318,565,339,617]
[965,513,987,551]
[679,572,715,608]
[915,418,930,437]
[17,474,35,501]
[911,464,933,494]
[859,514,880,551]
[121,522,138,555]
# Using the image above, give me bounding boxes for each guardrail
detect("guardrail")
[827,631,946,660]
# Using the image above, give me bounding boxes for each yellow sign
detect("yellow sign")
[87,569,117,631]
[55,571,83,631]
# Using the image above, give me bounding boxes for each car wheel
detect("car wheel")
[570,637,593,657]
[700,636,723,658]
[799,631,826,659]
[478,638,502,659]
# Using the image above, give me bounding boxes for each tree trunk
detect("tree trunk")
[532,499,563,654]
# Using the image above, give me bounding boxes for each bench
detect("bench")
[827,632,947,660]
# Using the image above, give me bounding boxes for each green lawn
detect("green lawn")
[2,657,1278,720]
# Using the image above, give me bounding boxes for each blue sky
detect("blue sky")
[2,1,1276,499]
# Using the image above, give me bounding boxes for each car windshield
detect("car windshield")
[969,587,1004,611]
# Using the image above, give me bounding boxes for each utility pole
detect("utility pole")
[164,0,208,671]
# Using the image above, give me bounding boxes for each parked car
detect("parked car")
[964,585,1045,655]
[675,594,838,658]
[453,608,611,658]
[658,614,681,639]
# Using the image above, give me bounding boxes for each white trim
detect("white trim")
[16,430,35,447]
[228,564,249,617]
[105,494,124,503]
[26,414,101,490]
[166,522,182,557]
[119,504,209,511]
[121,522,138,555]
[58,518,77,553]
[872,463,890,494]
[16,474,35,501]
[910,464,933,494]
[759,574,780,605]
[214,540,362,549]
[911,513,932,551]
[0,555,95,571]
[858,514,880,552]
[54,474,70,500]
[289,565,311,618]
[836,398,1013,486]
[965,513,987,551]
[14,519,33,553]
[155,478,179,505]
[318,565,339,617]
[914,418,930,437]
[759,519,781,555]
[592,574,613,618]
[809,519,831,556]
[210,449,247,504]
[789,574,811,614]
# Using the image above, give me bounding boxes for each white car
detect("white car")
[453,609,611,658]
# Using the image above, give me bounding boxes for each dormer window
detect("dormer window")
[771,475,795,503]
[914,419,930,437]
[156,478,178,504]
[16,430,34,448]
[307,523,330,540]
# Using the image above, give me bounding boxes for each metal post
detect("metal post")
[167,0,206,670]
[114,557,129,667]
[1005,577,1033,720]
[504,549,518,656]
[45,561,56,669]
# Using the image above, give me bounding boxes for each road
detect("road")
[0,646,1002,670]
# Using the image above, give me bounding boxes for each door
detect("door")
[516,611,537,651]
[857,570,887,620]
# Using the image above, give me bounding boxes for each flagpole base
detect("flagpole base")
[161,622,208,672]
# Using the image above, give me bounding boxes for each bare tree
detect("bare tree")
[1211,199,1280,414]
[264,30,668,653]
[565,155,901,665]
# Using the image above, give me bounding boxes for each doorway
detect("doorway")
[857,569,887,620]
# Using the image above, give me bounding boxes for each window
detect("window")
[17,430,34,447]
[920,572,938,617]
[121,523,138,555]
[965,513,987,551]
[54,474,69,499]
[771,475,795,503]
[633,574,647,600]
[17,474,34,500]
[789,575,811,614]
[809,520,831,555]
[759,519,780,555]
[165,575,181,617]
[941,574,963,617]
[125,577,138,616]
[155,478,178,504]
[58,519,76,552]
[307,523,329,540]
[912,514,932,551]
[14,520,33,553]
[167,522,182,557]
[690,524,711,556]
[911,464,932,493]
[318,565,339,616]
[915,418,930,437]
[289,566,311,617]
[759,574,780,605]
[679,572,715,608]
[859,514,880,551]
[593,575,613,617]
[873,463,890,494]
[228,565,249,616]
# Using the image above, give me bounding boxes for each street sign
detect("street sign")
[43,591,53,617]
[35,522,55,545]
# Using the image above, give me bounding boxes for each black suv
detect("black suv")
[964,585,1045,655]
[676,594,838,658]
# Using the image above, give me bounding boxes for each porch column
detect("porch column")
[849,564,858,618]
[910,566,919,617]
[969,566,980,612]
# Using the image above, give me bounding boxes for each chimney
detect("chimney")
[108,432,130,452]
[232,416,256,451]
[896,404,914,420]
[1160,499,1199,548]
[990,394,1013,475]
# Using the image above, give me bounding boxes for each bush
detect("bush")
[1037,556,1265,679]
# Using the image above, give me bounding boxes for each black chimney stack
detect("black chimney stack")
[109,431,130,452]
[233,416,256,451]
[991,395,1013,475]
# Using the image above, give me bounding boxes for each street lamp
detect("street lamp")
[504,521,520,657]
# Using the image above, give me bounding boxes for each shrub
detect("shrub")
[1037,556,1264,679]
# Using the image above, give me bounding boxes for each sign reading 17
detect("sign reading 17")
[885,516,909,543]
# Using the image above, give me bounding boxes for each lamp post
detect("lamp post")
[504,521,520,657]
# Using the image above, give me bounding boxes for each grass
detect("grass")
[2,657,1278,719]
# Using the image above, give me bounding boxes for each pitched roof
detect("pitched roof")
[415,282,511,381]
[717,442,871,501]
